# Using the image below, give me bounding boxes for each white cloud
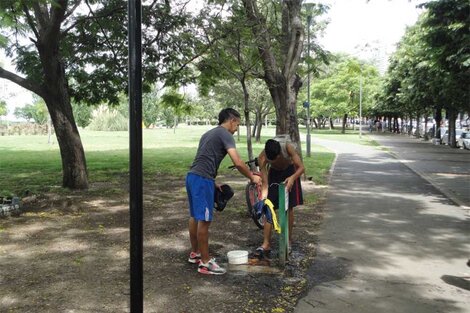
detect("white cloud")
[318,0,425,66]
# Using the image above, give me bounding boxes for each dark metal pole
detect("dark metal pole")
[359,63,363,139]
[306,15,312,157]
[128,0,143,312]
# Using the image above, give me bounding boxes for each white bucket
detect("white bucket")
[227,250,248,265]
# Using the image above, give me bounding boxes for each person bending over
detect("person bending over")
[256,137,304,256]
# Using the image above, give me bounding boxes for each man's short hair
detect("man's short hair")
[265,139,281,160]
[218,108,241,125]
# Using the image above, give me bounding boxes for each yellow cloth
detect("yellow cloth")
[264,199,281,234]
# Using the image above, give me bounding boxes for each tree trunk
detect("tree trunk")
[37,16,89,189]
[270,75,289,135]
[243,0,304,157]
[329,117,334,129]
[341,114,347,134]
[424,115,429,140]
[415,112,421,138]
[251,114,258,137]
[288,74,303,156]
[45,92,88,189]
[408,115,413,136]
[255,111,263,143]
[241,80,254,166]
[448,108,457,148]
[311,117,317,129]
[435,107,443,139]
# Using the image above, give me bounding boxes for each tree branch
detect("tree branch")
[61,6,126,36]
[289,23,304,77]
[64,0,82,20]
[22,4,40,40]
[283,16,303,79]
[31,2,49,30]
[243,0,279,82]
[0,67,44,97]
[50,0,67,32]
[84,0,120,68]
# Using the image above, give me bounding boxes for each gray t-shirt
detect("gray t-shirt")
[189,126,236,179]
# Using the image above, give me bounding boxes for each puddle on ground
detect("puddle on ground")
[227,263,281,275]
[225,245,310,277]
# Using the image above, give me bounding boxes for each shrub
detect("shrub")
[88,106,128,131]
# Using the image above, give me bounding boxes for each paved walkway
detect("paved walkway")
[372,133,470,208]
[295,133,470,313]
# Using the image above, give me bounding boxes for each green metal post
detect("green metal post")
[278,183,289,266]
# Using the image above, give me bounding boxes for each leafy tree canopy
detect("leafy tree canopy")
[14,96,48,124]
[308,54,381,120]
[0,0,207,106]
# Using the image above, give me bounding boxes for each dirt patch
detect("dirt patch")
[0,173,327,313]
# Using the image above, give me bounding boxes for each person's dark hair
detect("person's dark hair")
[218,108,241,125]
[265,139,281,160]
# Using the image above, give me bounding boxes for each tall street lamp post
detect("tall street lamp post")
[306,14,312,157]
[128,0,143,311]
[354,43,374,140]
[359,64,363,139]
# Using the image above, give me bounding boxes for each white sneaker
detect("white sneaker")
[197,258,226,275]
[188,252,201,264]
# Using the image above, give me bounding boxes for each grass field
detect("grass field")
[308,127,380,146]
[0,125,375,196]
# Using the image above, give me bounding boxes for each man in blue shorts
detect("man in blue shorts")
[255,137,304,257]
[186,108,262,275]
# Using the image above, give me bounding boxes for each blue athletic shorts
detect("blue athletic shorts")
[186,172,215,222]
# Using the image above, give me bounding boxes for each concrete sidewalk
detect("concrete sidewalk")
[294,134,470,313]
[371,133,470,209]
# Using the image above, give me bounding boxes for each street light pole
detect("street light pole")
[359,64,363,139]
[306,15,312,157]
[128,0,143,311]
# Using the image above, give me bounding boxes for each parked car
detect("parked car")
[457,132,470,149]
[442,129,465,145]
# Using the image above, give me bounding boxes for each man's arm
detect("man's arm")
[258,151,269,199]
[285,144,305,191]
[227,148,261,185]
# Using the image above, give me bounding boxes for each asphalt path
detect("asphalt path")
[371,133,470,208]
[295,134,470,313]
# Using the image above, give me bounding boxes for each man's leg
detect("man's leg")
[197,220,211,263]
[188,217,198,253]
[196,219,226,275]
[261,221,272,250]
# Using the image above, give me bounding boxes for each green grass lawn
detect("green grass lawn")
[0,125,374,196]
[305,127,380,147]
